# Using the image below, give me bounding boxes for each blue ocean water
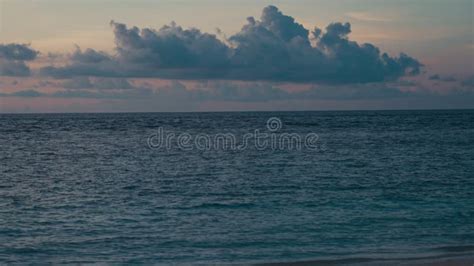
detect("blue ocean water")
[1,110,473,264]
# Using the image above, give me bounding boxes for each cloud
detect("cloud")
[300,83,414,100]
[0,43,39,76]
[429,74,456,82]
[52,87,153,99]
[1,87,152,100]
[39,5,422,84]
[313,22,421,82]
[9,89,44,97]
[1,80,442,102]
[3,76,474,113]
[0,43,38,61]
[0,61,32,77]
[62,77,134,90]
[40,47,118,78]
[113,20,230,69]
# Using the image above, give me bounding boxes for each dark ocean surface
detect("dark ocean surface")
[1,110,473,264]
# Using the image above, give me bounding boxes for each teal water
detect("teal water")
[1,110,473,264]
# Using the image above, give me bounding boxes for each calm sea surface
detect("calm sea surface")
[1,110,473,264]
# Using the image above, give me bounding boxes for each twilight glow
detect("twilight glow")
[0,0,472,112]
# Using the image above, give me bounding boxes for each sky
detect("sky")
[0,0,473,113]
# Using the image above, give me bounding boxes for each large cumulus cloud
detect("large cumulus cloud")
[0,43,39,76]
[40,5,422,83]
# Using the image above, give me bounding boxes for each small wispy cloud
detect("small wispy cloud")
[346,12,393,22]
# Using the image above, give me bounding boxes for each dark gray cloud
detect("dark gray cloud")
[71,48,110,64]
[1,80,443,102]
[0,43,38,61]
[2,87,152,99]
[40,47,118,78]
[314,22,421,82]
[52,87,153,99]
[9,89,44,97]
[260,5,309,42]
[0,43,39,76]
[113,21,230,69]
[0,60,32,77]
[62,77,134,90]
[429,74,456,82]
[301,83,431,100]
[40,5,422,83]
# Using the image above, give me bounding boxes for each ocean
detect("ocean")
[1,110,473,264]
